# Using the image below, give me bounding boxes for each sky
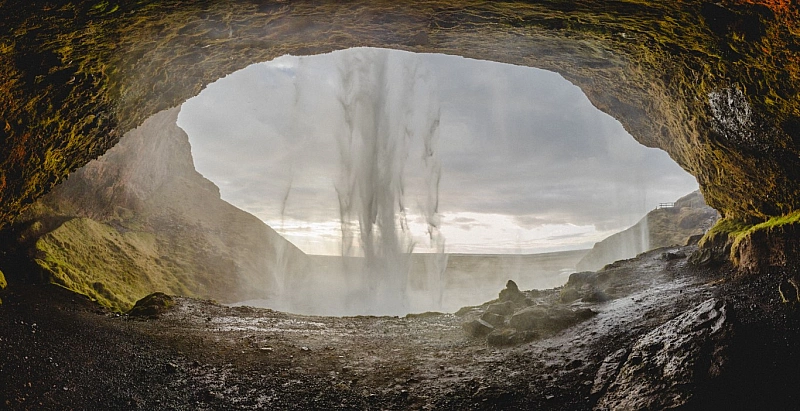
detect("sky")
[177,48,699,255]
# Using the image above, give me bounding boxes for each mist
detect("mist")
[177,47,698,315]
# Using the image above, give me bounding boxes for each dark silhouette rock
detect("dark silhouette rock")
[463,318,494,338]
[498,280,526,304]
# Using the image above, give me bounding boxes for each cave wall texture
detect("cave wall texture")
[1,1,798,242]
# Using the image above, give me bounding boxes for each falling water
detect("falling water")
[325,48,445,315]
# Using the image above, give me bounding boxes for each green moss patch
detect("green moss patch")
[128,292,174,317]
[33,217,191,312]
[700,210,800,264]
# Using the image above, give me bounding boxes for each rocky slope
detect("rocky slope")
[0,107,310,311]
[576,191,719,271]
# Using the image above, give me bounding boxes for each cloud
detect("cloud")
[177,48,699,254]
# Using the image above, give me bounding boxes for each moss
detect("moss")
[700,210,800,264]
[32,217,190,312]
[127,291,174,317]
[698,217,751,249]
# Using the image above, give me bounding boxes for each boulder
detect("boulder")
[463,318,494,338]
[128,292,175,318]
[596,298,732,410]
[498,280,526,304]
[486,301,516,316]
[480,312,506,328]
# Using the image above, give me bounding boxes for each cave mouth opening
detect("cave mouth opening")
[176,47,698,316]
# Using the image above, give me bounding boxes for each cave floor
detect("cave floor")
[2,246,800,410]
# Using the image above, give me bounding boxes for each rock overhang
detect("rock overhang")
[1,0,798,230]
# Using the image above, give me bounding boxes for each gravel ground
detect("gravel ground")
[2,245,799,410]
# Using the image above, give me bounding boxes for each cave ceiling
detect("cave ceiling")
[1,0,798,227]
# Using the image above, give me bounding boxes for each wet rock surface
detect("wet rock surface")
[2,244,800,409]
[595,298,732,409]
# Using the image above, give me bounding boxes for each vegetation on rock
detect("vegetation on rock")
[127,292,174,317]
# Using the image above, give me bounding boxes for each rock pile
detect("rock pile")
[462,280,596,346]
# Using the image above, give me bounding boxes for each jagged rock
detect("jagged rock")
[498,280,526,304]
[463,318,494,338]
[128,292,175,317]
[480,312,506,328]
[591,348,629,396]
[486,301,516,316]
[595,298,732,410]
[486,329,537,346]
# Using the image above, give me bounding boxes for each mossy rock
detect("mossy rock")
[128,292,175,317]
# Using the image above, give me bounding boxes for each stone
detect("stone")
[127,292,175,317]
[486,301,516,316]
[596,298,732,410]
[591,348,629,396]
[498,280,526,304]
[480,312,506,328]
[508,306,548,331]
[462,319,494,338]
[486,329,537,346]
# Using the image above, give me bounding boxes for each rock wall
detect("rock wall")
[2,107,310,311]
[577,191,718,272]
[0,1,798,266]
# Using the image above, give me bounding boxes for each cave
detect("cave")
[2,1,800,409]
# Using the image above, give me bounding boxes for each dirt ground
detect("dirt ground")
[2,244,800,410]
